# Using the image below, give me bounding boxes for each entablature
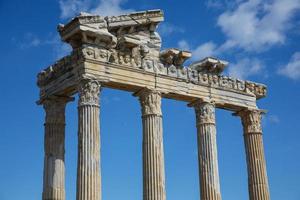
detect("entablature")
[37,9,267,112]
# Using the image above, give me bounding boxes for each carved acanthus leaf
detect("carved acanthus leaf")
[137,89,162,116]
[238,109,263,134]
[78,79,101,106]
[194,102,216,125]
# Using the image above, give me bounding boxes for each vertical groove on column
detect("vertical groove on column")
[76,80,101,200]
[137,89,166,200]
[194,102,221,200]
[244,133,270,200]
[42,97,70,200]
[239,109,270,200]
[142,115,166,200]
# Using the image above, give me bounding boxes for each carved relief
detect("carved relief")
[238,109,263,134]
[188,69,199,83]
[82,47,111,62]
[194,102,216,125]
[78,79,101,106]
[137,89,162,116]
[199,73,209,85]
[177,68,188,79]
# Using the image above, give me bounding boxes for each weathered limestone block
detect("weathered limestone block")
[191,100,222,200]
[106,10,164,68]
[236,109,270,200]
[189,57,228,75]
[135,89,166,200]
[76,79,101,200]
[41,96,73,200]
[58,13,117,49]
[160,48,191,67]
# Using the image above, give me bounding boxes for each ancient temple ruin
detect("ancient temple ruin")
[37,9,270,200]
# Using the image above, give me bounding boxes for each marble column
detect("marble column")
[192,101,221,200]
[76,79,101,200]
[42,96,73,200]
[136,89,166,200]
[237,109,270,200]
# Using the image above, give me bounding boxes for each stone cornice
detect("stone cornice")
[105,9,164,30]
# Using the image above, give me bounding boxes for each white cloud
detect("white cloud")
[158,23,185,36]
[278,52,300,80]
[90,0,134,17]
[227,58,264,79]
[59,0,133,19]
[178,40,218,61]
[178,40,190,50]
[45,35,72,59]
[59,0,91,19]
[193,42,218,60]
[177,0,300,80]
[217,0,300,52]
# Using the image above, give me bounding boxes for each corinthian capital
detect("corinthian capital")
[135,88,162,116]
[192,101,215,125]
[78,79,101,107]
[237,109,264,134]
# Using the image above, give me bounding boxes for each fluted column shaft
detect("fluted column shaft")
[42,97,72,200]
[137,89,166,200]
[238,110,270,200]
[193,101,221,200]
[76,80,101,200]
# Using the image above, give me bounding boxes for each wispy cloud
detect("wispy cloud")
[59,0,134,19]
[227,58,265,79]
[268,114,280,124]
[19,33,41,49]
[178,40,218,61]
[278,52,300,80]
[90,0,134,17]
[205,0,243,10]
[158,23,185,36]
[262,114,280,127]
[59,0,91,19]
[46,35,72,59]
[15,33,71,59]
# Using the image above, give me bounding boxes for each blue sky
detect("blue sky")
[0,0,300,199]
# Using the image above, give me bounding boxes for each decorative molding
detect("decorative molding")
[78,79,101,107]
